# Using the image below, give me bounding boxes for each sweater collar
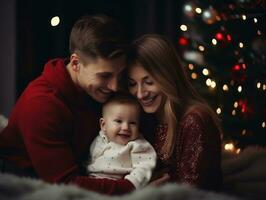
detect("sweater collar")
[42,58,101,110]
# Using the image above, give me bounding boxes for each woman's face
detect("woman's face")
[128,64,163,114]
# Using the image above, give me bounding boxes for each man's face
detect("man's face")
[75,55,126,103]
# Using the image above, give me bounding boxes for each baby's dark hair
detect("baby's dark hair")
[102,92,142,117]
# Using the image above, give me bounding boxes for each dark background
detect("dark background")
[0,0,184,117]
[16,0,183,98]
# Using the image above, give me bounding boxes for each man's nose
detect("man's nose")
[107,78,118,91]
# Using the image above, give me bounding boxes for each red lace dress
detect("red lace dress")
[153,109,222,191]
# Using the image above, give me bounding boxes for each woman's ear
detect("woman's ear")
[70,53,80,72]
[100,118,106,131]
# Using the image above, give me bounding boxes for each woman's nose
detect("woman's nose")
[136,85,147,99]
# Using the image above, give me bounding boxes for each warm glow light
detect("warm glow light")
[188,63,194,70]
[195,7,202,14]
[233,101,238,108]
[242,129,246,135]
[239,42,244,48]
[198,45,205,51]
[242,15,247,20]
[263,84,266,90]
[216,107,221,114]
[236,148,241,154]
[232,109,236,115]
[51,16,60,26]
[262,121,266,128]
[191,72,197,79]
[254,18,258,23]
[223,84,229,91]
[212,38,217,45]
[224,143,235,151]
[257,30,262,35]
[237,86,242,92]
[180,24,188,31]
[257,82,261,89]
[184,4,193,12]
[206,78,212,86]
[202,68,209,76]
[210,81,216,88]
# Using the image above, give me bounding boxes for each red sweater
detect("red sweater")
[0,58,134,194]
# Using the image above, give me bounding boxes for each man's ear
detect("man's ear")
[70,53,80,72]
[100,118,106,131]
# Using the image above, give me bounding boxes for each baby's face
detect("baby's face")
[100,104,140,145]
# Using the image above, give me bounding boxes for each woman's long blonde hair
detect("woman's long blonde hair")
[128,34,222,159]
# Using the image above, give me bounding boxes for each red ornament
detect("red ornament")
[215,32,224,40]
[231,63,247,83]
[238,99,254,119]
[179,37,189,46]
[227,34,232,41]
[214,31,232,47]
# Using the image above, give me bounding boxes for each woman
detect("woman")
[127,34,223,191]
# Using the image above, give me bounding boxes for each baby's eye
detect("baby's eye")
[130,121,137,125]
[114,119,122,123]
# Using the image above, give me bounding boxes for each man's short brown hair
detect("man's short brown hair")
[69,14,127,60]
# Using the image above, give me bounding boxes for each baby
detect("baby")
[87,93,157,189]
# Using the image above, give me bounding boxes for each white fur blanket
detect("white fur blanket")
[0,173,239,200]
[222,146,266,199]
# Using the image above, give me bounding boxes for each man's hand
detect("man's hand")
[149,173,170,186]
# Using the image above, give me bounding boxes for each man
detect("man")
[0,15,134,194]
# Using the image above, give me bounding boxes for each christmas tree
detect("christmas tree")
[177,0,266,152]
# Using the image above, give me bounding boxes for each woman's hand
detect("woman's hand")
[149,173,170,186]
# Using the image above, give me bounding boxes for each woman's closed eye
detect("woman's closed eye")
[144,80,153,85]
[128,80,136,87]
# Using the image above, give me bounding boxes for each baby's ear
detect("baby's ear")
[100,118,106,130]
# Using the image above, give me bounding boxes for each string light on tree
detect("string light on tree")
[242,14,247,20]
[183,2,197,18]
[237,85,242,92]
[223,84,229,91]
[212,38,218,45]
[195,7,202,14]
[188,63,194,70]
[179,0,266,148]
[198,45,205,51]
[180,24,188,31]
[256,82,261,89]
[216,107,222,114]
[191,72,198,79]
[202,68,209,76]
[262,121,266,128]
